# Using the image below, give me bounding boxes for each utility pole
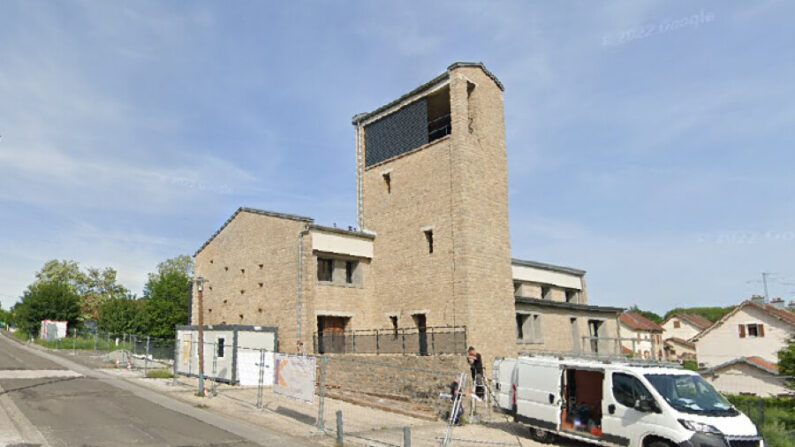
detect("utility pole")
[195,276,207,397]
[761,272,771,302]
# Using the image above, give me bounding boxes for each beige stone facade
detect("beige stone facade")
[192,63,623,364]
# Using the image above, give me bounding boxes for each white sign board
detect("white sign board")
[237,350,274,386]
[273,354,316,403]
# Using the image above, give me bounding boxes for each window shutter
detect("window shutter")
[738,324,746,338]
[758,324,765,337]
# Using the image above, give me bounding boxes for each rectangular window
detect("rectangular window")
[424,230,434,254]
[383,172,391,193]
[514,281,522,296]
[345,260,357,284]
[541,286,551,300]
[217,337,225,358]
[746,323,759,337]
[317,258,333,282]
[673,320,681,329]
[565,289,578,303]
[516,314,527,340]
[588,319,603,353]
[390,315,398,339]
[516,313,542,343]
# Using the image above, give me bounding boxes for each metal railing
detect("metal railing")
[313,325,466,355]
[428,114,451,141]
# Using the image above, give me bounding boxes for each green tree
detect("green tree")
[663,306,735,322]
[0,304,10,328]
[14,281,81,337]
[140,256,192,339]
[33,259,129,323]
[97,296,144,335]
[629,305,663,323]
[777,336,795,389]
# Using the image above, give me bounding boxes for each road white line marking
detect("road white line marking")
[0,369,83,380]
[0,382,50,447]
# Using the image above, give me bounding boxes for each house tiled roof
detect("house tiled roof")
[620,312,664,332]
[664,337,696,349]
[704,356,779,376]
[692,299,795,341]
[676,313,713,330]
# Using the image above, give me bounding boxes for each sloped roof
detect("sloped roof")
[692,300,795,341]
[674,313,713,330]
[703,356,780,376]
[664,337,695,349]
[620,312,664,332]
[194,207,313,256]
[352,62,504,125]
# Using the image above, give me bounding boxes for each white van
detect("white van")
[492,356,763,447]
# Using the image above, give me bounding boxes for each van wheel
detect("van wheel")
[530,428,554,443]
[646,441,673,447]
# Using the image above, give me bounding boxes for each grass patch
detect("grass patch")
[12,330,30,342]
[146,369,174,379]
[34,336,115,351]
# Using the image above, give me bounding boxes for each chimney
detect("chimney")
[769,297,785,309]
[750,294,766,304]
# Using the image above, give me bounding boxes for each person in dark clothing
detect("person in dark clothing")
[449,377,464,425]
[467,346,485,399]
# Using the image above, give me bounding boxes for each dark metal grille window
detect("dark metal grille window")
[317,258,333,282]
[345,260,356,284]
[364,98,428,167]
[314,326,466,355]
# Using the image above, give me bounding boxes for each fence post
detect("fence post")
[256,348,265,409]
[375,329,379,355]
[430,328,435,355]
[335,410,344,446]
[402,329,406,355]
[211,342,218,397]
[171,336,179,386]
[316,355,328,430]
[72,330,76,356]
[403,426,411,447]
[144,336,150,377]
[351,332,356,354]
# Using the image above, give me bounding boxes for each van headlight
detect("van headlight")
[678,419,723,435]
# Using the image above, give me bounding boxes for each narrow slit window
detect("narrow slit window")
[424,230,433,254]
[345,260,357,284]
[390,316,398,338]
[217,338,225,358]
[383,172,391,193]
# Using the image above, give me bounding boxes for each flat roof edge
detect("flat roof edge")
[512,258,586,276]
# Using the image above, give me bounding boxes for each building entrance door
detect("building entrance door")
[317,316,349,353]
[413,314,427,355]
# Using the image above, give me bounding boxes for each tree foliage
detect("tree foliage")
[629,305,663,323]
[139,256,193,339]
[33,259,129,322]
[778,336,795,389]
[13,281,81,337]
[663,306,735,323]
[0,304,11,327]
[97,296,144,335]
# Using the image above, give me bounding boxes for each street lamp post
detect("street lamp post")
[196,276,207,397]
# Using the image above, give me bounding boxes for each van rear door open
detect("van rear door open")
[515,360,562,430]
[492,358,517,411]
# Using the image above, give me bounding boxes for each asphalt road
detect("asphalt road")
[0,334,315,447]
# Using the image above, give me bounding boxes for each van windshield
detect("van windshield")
[644,374,738,416]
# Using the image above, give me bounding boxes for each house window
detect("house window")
[317,258,333,282]
[390,315,399,338]
[673,320,681,329]
[516,313,543,343]
[217,337,225,358]
[588,319,604,353]
[424,230,434,254]
[541,286,551,300]
[345,260,357,284]
[740,323,764,338]
[565,289,578,303]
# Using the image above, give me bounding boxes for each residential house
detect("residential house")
[661,313,712,341]
[618,311,664,360]
[693,298,795,368]
[702,357,790,397]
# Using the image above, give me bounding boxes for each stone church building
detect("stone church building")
[191,63,621,363]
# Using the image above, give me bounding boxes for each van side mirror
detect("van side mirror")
[635,397,659,413]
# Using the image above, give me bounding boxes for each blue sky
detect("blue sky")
[0,1,793,314]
